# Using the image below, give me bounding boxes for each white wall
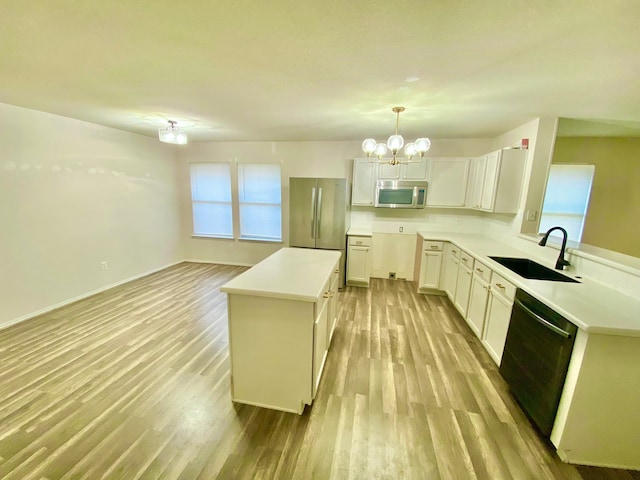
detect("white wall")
[0,103,182,328]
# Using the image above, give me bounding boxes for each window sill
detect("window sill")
[238,236,283,244]
[192,234,234,240]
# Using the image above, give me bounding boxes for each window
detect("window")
[190,163,233,237]
[539,164,595,242]
[189,162,282,242]
[238,164,282,241]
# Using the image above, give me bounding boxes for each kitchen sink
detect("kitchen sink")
[489,257,580,283]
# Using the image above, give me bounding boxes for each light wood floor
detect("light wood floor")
[1,262,638,480]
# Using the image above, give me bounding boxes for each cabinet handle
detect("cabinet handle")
[323,292,330,298]
[482,285,487,290]
[495,283,505,289]
[335,269,339,273]
[451,249,457,254]
[462,258,468,263]
[466,271,471,276]
[476,268,484,273]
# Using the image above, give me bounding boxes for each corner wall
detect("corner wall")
[0,103,182,328]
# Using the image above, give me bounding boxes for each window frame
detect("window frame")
[237,163,283,242]
[189,161,283,243]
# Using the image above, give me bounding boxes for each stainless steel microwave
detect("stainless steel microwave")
[374,180,428,208]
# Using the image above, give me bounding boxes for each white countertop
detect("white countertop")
[220,247,341,302]
[418,232,640,337]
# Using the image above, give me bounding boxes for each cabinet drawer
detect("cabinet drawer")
[490,272,516,301]
[459,251,475,270]
[423,240,444,252]
[447,243,461,259]
[348,236,371,247]
[472,260,492,283]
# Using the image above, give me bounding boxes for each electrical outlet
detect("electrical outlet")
[100,261,108,270]
[526,210,537,221]
[389,272,396,279]
[399,226,404,233]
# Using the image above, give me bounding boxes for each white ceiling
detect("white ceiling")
[1,1,639,142]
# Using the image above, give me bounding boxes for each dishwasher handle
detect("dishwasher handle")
[514,298,573,339]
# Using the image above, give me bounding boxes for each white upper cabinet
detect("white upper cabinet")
[468,149,526,213]
[467,155,487,208]
[377,157,428,180]
[352,159,378,206]
[426,157,470,207]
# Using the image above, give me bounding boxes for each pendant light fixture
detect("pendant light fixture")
[158,120,188,145]
[362,107,431,165]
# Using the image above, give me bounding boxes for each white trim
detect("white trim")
[0,260,183,331]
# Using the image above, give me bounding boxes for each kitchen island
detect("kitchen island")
[416,231,640,470]
[221,247,340,414]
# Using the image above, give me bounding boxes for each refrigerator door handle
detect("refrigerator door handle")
[316,187,323,239]
[310,188,316,239]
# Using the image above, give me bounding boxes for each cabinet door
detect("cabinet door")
[347,245,370,285]
[469,156,487,209]
[482,291,513,366]
[352,159,377,206]
[419,250,443,290]
[402,158,428,180]
[313,296,329,398]
[466,275,489,338]
[378,163,401,179]
[454,264,473,317]
[426,158,470,207]
[327,267,339,345]
[443,251,459,301]
[480,151,501,210]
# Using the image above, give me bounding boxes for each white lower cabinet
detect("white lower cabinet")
[347,236,371,286]
[453,251,474,316]
[481,272,516,365]
[465,261,491,338]
[327,267,339,345]
[313,289,329,398]
[417,240,444,292]
[442,243,461,300]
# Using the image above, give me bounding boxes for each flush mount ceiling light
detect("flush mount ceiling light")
[158,120,188,145]
[362,107,431,165]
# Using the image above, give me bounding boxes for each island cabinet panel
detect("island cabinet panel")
[228,296,314,413]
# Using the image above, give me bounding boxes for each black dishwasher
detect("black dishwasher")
[500,289,578,437]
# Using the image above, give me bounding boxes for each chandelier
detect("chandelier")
[159,120,188,145]
[362,107,431,165]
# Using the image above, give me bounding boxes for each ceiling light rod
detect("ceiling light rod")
[159,120,188,145]
[362,106,431,165]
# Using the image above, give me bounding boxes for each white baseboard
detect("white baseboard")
[1,260,184,331]
[183,258,253,267]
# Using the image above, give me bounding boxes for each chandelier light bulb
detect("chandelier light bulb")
[414,137,431,154]
[387,134,404,153]
[362,138,377,155]
[375,143,389,158]
[404,142,417,158]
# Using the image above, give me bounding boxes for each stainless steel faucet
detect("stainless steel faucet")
[538,226,570,270]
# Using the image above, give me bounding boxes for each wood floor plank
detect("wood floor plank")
[0,265,634,479]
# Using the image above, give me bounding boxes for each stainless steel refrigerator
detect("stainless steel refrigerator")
[289,177,350,288]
